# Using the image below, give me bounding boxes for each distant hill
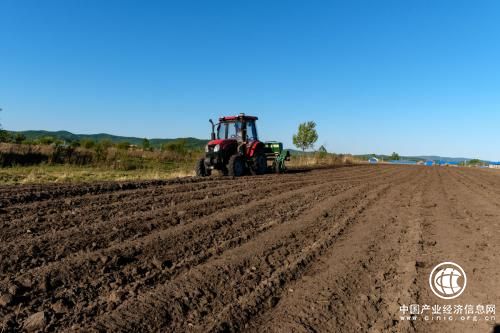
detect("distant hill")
[288,151,481,162]
[10,130,209,149]
[355,154,489,163]
[411,156,471,162]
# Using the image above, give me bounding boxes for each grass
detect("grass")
[0,164,195,185]
[0,148,360,185]
[287,153,357,168]
[0,142,200,184]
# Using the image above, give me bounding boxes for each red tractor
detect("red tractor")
[195,113,289,177]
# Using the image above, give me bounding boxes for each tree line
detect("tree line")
[0,131,192,154]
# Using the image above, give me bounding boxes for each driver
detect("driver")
[235,122,243,139]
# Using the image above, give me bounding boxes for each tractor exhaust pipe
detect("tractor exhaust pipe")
[209,119,216,140]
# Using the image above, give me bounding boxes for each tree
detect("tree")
[162,139,188,154]
[80,139,96,149]
[317,145,328,158]
[0,131,11,143]
[14,133,26,144]
[70,140,81,148]
[94,142,108,162]
[142,138,151,151]
[99,139,113,151]
[0,108,9,143]
[293,121,318,151]
[467,159,484,166]
[117,141,131,150]
[390,152,400,160]
[39,136,56,145]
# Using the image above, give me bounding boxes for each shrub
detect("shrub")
[99,139,113,150]
[70,140,81,148]
[162,139,188,155]
[14,133,26,144]
[38,136,56,145]
[142,138,152,151]
[317,145,328,159]
[80,139,96,149]
[93,141,110,162]
[117,141,130,150]
[0,130,12,143]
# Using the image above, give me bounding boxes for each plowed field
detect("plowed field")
[0,165,498,332]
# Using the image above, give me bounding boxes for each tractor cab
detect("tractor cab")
[212,114,259,143]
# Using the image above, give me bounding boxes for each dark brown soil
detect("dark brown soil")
[0,165,498,332]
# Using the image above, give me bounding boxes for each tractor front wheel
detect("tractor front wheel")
[228,155,245,177]
[195,158,210,177]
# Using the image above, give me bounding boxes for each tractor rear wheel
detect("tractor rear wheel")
[195,158,210,177]
[228,155,245,177]
[250,153,267,175]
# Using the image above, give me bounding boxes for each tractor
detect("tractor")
[195,113,290,177]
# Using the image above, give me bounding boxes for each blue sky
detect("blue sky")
[1,0,499,160]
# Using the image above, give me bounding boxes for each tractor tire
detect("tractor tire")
[195,158,210,177]
[227,155,245,177]
[250,153,267,175]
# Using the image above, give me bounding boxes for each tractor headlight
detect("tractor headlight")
[205,145,209,153]
[214,144,221,152]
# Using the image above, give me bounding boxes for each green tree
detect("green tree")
[293,121,318,151]
[14,133,26,144]
[317,145,327,158]
[70,140,81,148]
[94,140,112,162]
[39,136,56,145]
[162,139,188,154]
[390,152,400,160]
[142,138,151,151]
[0,109,11,142]
[0,131,11,143]
[99,139,113,150]
[117,141,131,150]
[467,159,484,166]
[80,139,96,149]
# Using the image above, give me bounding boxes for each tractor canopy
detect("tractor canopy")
[219,115,258,122]
[208,114,259,145]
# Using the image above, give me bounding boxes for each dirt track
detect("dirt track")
[0,165,498,332]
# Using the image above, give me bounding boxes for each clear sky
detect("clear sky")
[1,0,499,160]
